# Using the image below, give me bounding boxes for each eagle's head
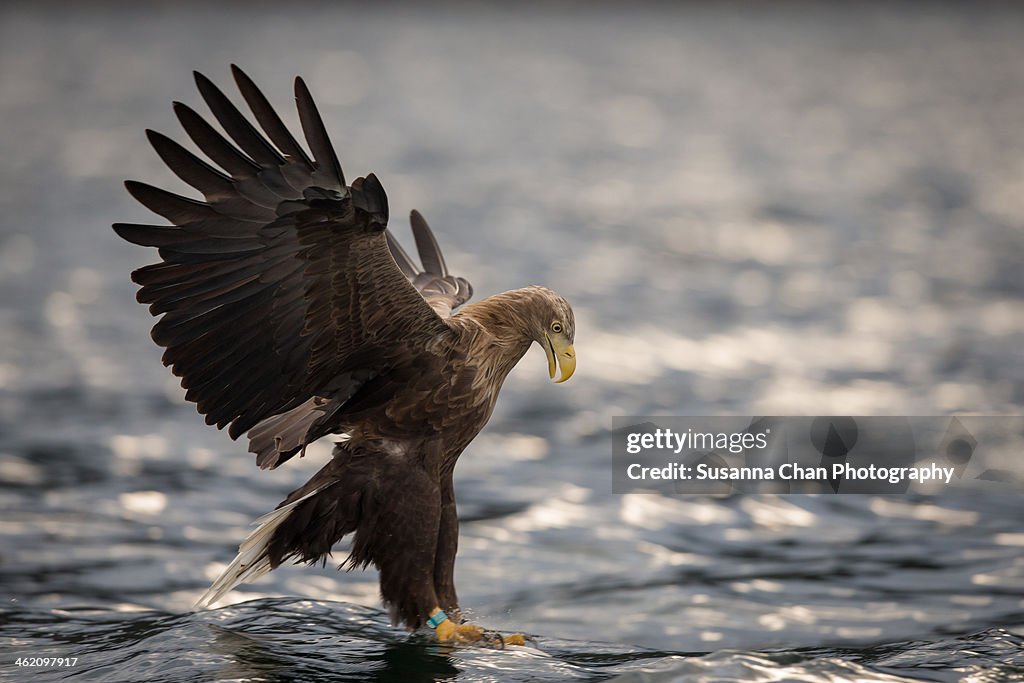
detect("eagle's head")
[526,286,576,384]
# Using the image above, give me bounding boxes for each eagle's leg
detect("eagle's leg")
[429,475,484,643]
[434,473,461,619]
[429,473,528,647]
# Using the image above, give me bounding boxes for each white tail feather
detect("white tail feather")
[193,486,327,610]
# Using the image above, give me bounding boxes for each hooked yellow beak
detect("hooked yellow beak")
[544,334,576,384]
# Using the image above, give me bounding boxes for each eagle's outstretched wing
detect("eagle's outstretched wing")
[114,65,458,468]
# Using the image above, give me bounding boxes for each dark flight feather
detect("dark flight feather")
[230,65,315,170]
[173,101,263,178]
[294,76,345,190]
[411,209,447,276]
[193,70,287,169]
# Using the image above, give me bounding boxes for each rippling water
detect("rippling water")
[4,599,1023,682]
[2,2,1024,681]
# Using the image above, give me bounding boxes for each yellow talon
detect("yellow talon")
[435,619,484,643]
[431,608,529,647]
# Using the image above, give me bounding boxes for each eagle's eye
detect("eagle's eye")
[550,321,563,334]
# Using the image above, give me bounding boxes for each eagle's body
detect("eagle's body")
[114,66,575,642]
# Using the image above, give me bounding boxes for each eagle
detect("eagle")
[113,66,576,644]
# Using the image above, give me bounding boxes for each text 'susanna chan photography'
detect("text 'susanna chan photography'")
[2,3,1023,682]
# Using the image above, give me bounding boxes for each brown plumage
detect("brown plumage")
[113,66,576,635]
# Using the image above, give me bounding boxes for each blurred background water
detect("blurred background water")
[2,2,1024,681]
